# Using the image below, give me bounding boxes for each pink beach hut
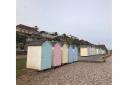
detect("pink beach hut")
[52,42,62,67]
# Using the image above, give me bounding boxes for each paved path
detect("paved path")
[79,55,106,62]
[17,56,112,85]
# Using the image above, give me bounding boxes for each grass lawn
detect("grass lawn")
[16,58,26,77]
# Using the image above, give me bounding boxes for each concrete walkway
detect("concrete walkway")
[78,55,107,62]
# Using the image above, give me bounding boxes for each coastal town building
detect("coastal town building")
[16,24,39,34]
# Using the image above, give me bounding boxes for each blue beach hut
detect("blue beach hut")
[41,41,52,70]
[68,45,74,63]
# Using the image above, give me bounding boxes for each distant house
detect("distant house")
[16,24,39,34]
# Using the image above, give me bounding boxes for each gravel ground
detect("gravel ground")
[17,56,112,85]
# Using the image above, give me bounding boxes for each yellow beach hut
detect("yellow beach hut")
[80,45,89,56]
[62,43,68,64]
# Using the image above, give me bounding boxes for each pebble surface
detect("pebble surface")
[17,56,112,85]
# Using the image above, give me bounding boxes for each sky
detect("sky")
[16,0,112,49]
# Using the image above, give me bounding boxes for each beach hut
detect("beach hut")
[52,42,62,67]
[87,46,91,56]
[102,49,105,54]
[96,49,99,55]
[101,49,103,54]
[103,50,106,54]
[68,45,74,63]
[62,44,68,64]
[89,47,93,56]
[99,48,102,54]
[73,46,79,61]
[93,47,96,55]
[98,48,101,54]
[27,40,52,70]
[94,47,97,55]
[96,44,108,55]
[80,45,89,56]
[92,47,95,55]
